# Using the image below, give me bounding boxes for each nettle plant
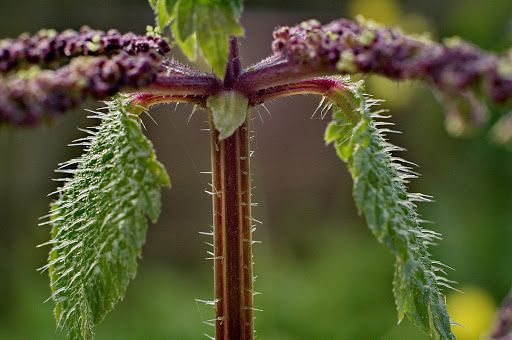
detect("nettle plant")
[2,1,512,339]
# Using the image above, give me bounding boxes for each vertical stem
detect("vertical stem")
[209,115,254,340]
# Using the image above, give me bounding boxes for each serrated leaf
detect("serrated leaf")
[325,81,455,339]
[207,90,249,140]
[155,0,244,78]
[195,1,244,76]
[45,94,170,338]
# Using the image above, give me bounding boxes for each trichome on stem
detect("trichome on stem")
[2,7,512,340]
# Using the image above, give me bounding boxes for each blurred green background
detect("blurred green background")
[1,0,512,339]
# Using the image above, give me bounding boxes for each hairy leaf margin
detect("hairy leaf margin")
[324,79,456,339]
[43,94,170,338]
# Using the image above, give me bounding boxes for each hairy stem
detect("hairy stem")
[210,38,254,339]
[209,115,254,340]
[236,58,333,94]
[145,74,221,96]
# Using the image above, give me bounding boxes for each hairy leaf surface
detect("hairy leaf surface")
[150,0,244,77]
[325,81,455,339]
[45,95,170,338]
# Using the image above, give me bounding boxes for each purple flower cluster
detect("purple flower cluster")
[0,52,164,126]
[271,18,512,104]
[0,27,173,126]
[0,26,170,73]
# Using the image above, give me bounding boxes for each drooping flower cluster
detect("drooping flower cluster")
[0,54,165,125]
[0,27,171,126]
[0,26,170,73]
[271,18,512,104]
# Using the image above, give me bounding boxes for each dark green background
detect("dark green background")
[1,0,512,338]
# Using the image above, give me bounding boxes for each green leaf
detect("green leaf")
[157,0,172,30]
[150,0,179,31]
[229,0,243,16]
[151,0,244,78]
[325,81,455,339]
[197,29,229,77]
[45,94,170,338]
[207,90,249,140]
[174,0,196,40]
[194,0,244,76]
[171,20,197,60]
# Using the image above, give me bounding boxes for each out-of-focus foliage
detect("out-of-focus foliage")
[1,0,512,339]
[447,286,496,339]
[1,228,436,339]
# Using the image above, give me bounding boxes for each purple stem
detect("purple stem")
[236,56,334,94]
[210,37,255,340]
[145,74,221,97]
